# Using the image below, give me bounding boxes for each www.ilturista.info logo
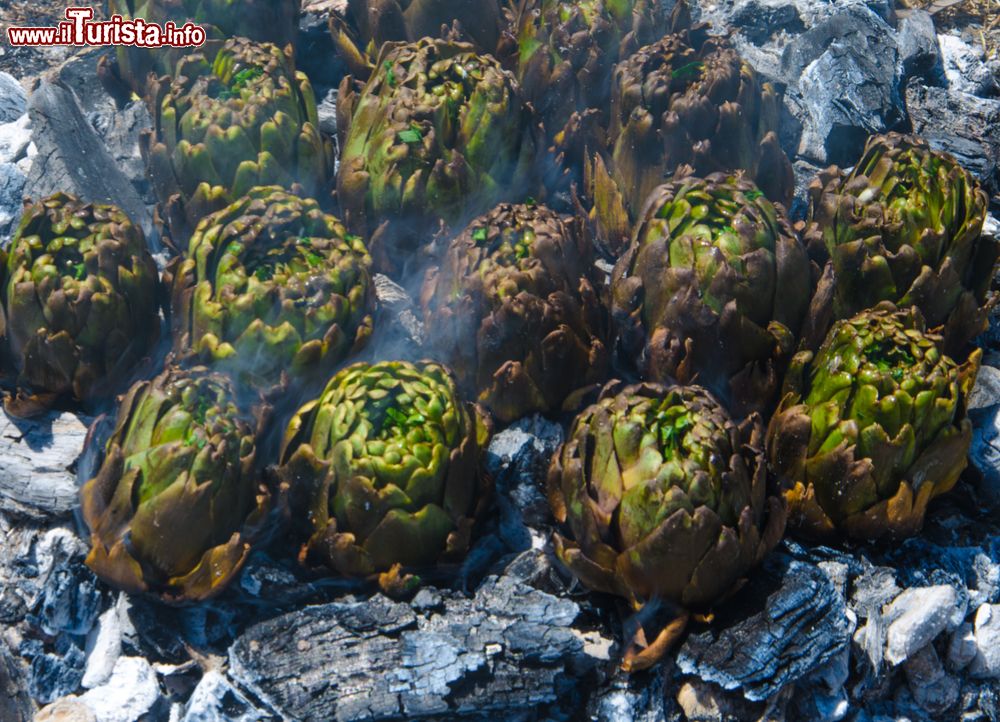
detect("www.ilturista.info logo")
[6,7,206,48]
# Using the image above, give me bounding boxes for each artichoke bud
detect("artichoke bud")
[277,360,492,584]
[549,380,784,670]
[508,0,668,161]
[336,38,538,274]
[589,30,793,254]
[81,365,270,602]
[804,132,994,354]
[611,173,811,418]
[0,193,160,416]
[106,0,300,96]
[767,302,980,541]
[169,186,375,395]
[145,37,331,237]
[421,202,610,423]
[329,0,505,79]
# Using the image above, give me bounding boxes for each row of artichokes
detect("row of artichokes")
[81,358,492,601]
[0,0,991,677]
[541,130,994,668]
[331,2,795,273]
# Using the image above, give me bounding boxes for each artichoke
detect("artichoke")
[81,366,269,602]
[336,38,538,273]
[588,29,793,254]
[277,360,491,583]
[105,0,300,95]
[0,193,159,416]
[804,132,995,355]
[169,186,374,395]
[611,173,811,417]
[548,381,785,671]
[330,0,504,79]
[767,303,979,541]
[144,38,330,236]
[508,0,670,162]
[420,202,609,423]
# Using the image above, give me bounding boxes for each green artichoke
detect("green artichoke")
[420,202,609,423]
[767,303,979,541]
[0,193,160,417]
[336,38,538,272]
[588,29,793,254]
[278,360,492,583]
[548,381,784,671]
[611,173,811,417]
[169,186,374,394]
[105,0,300,95]
[508,0,670,162]
[330,0,504,79]
[81,365,269,602]
[144,38,330,236]
[804,132,995,355]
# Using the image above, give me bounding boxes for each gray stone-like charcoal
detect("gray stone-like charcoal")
[0,72,27,124]
[676,558,853,702]
[781,6,904,166]
[0,410,89,521]
[229,573,610,721]
[484,415,564,551]
[0,637,33,722]
[24,78,152,237]
[906,83,1000,196]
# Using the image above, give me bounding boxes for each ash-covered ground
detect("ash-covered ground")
[0,1,999,721]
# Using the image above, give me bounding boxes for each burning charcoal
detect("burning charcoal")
[25,80,152,239]
[26,637,86,705]
[181,670,271,722]
[676,557,853,702]
[885,586,966,666]
[229,575,607,720]
[0,411,90,521]
[0,72,27,124]
[485,414,564,551]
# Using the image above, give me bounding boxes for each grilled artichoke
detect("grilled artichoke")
[169,186,374,395]
[611,173,811,417]
[144,38,330,236]
[804,132,995,354]
[278,361,492,583]
[767,303,979,541]
[509,0,669,162]
[330,0,504,79]
[0,193,159,416]
[106,0,300,95]
[421,202,609,423]
[81,366,269,602]
[589,29,793,254]
[548,381,785,671]
[336,38,538,272]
